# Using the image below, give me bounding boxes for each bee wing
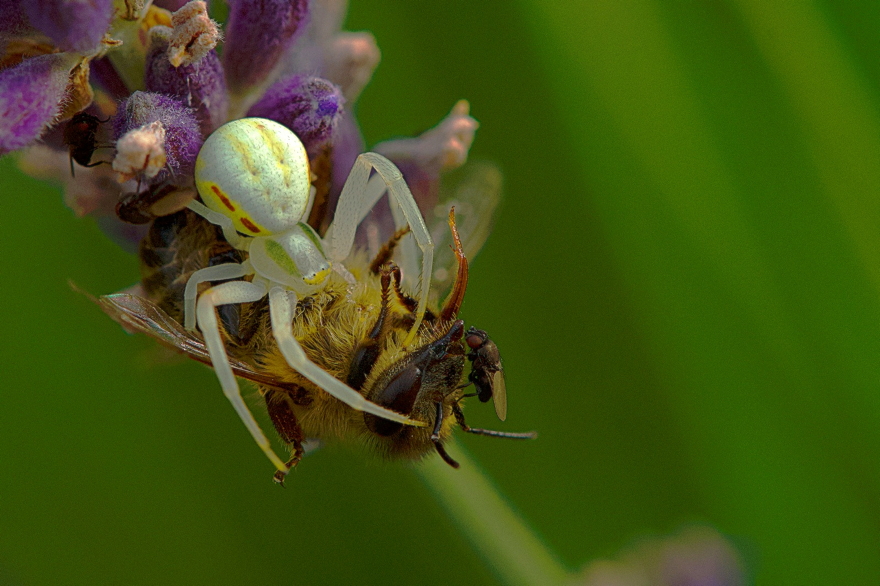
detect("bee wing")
[491,369,508,422]
[426,162,503,299]
[95,293,287,389]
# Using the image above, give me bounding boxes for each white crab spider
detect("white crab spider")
[183,117,433,478]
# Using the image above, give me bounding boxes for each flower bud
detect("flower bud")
[247,75,343,156]
[146,26,228,135]
[323,32,380,103]
[153,0,203,13]
[374,100,478,176]
[223,0,310,93]
[24,0,114,54]
[166,1,221,67]
[114,91,202,182]
[0,53,75,155]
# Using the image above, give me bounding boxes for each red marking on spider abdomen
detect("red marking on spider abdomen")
[211,185,236,211]
[240,217,261,233]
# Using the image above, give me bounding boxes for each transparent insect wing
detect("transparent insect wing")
[94,293,289,389]
[491,370,508,422]
[426,163,502,300]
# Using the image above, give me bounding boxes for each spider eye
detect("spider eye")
[364,364,423,436]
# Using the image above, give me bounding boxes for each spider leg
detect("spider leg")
[324,153,434,346]
[197,280,289,475]
[267,286,425,427]
[183,261,252,330]
[187,200,249,250]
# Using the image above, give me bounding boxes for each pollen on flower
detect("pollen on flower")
[166,1,221,67]
[113,120,168,182]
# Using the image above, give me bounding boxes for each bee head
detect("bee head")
[362,319,467,439]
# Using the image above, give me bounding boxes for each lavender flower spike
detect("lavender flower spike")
[223,0,310,95]
[0,53,76,156]
[247,75,343,156]
[146,26,228,136]
[114,92,203,183]
[24,0,114,54]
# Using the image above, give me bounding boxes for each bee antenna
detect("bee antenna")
[452,403,537,440]
[463,428,538,440]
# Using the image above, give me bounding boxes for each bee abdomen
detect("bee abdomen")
[140,208,252,343]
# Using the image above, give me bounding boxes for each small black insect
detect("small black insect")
[63,112,111,177]
[464,327,508,421]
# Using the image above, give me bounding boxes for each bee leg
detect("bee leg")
[267,286,426,427]
[197,280,290,476]
[263,389,306,486]
[323,153,434,346]
[273,444,305,486]
[368,226,411,274]
[183,261,252,330]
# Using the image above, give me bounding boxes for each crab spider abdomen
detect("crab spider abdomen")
[194,118,311,236]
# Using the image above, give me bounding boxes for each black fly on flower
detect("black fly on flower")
[1,0,534,483]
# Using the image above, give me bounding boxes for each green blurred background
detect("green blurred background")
[2,1,880,584]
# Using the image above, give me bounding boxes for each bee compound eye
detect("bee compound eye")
[364,365,423,437]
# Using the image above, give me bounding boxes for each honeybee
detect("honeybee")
[96,119,534,483]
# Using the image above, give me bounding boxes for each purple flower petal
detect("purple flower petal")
[114,91,203,183]
[153,0,203,10]
[223,0,310,93]
[343,101,478,252]
[0,0,36,41]
[0,53,75,156]
[146,26,228,136]
[374,100,478,177]
[246,74,342,156]
[24,0,114,54]
[89,57,131,100]
[322,32,380,102]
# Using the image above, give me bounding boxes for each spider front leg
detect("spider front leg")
[196,279,290,476]
[324,153,434,346]
[183,261,252,330]
[187,200,249,250]
[267,286,423,426]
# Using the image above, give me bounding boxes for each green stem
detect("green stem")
[416,439,572,586]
